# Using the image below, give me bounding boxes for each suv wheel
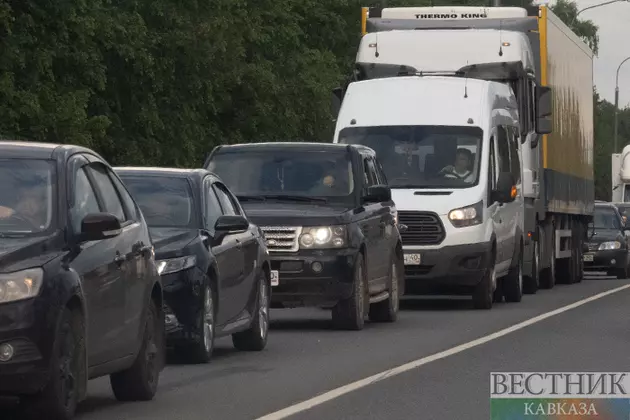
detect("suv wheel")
[332,253,367,330]
[368,257,400,323]
[473,259,494,310]
[179,285,215,363]
[504,249,523,303]
[27,307,83,420]
[110,299,163,401]
[232,270,270,351]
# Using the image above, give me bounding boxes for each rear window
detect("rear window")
[119,175,194,227]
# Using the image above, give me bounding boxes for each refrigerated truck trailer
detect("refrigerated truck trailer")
[334,5,594,289]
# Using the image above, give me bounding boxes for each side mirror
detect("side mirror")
[214,215,249,233]
[80,213,122,242]
[363,185,391,203]
[492,172,517,204]
[535,86,552,135]
[331,87,343,119]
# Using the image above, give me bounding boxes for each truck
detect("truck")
[611,146,630,202]
[332,4,594,293]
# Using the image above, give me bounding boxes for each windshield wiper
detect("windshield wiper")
[237,195,267,202]
[261,194,328,203]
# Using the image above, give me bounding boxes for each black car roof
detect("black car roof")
[0,140,106,161]
[114,166,219,183]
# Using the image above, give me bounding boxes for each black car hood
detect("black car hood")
[150,227,198,259]
[589,229,623,243]
[0,233,63,273]
[242,202,352,226]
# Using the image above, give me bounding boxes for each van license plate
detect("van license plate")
[404,254,421,265]
[583,254,594,262]
[270,270,279,286]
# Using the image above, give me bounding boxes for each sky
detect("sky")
[543,0,630,107]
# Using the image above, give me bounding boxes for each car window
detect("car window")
[213,183,239,215]
[86,164,126,222]
[71,167,101,233]
[110,171,138,221]
[488,136,497,206]
[363,157,377,188]
[508,127,522,184]
[594,207,621,230]
[374,158,388,185]
[205,179,224,231]
[496,126,511,174]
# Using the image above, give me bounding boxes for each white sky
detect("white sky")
[542,0,630,107]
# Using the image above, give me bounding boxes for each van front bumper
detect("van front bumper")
[403,242,493,295]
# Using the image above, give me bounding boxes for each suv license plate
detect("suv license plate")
[404,254,421,265]
[583,254,594,262]
[270,270,279,286]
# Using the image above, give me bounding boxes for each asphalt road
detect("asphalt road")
[5,273,629,420]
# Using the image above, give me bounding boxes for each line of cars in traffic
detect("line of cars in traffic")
[0,140,404,420]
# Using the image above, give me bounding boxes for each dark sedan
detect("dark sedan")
[583,202,630,279]
[116,167,271,363]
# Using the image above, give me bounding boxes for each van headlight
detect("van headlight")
[156,255,197,275]
[299,226,347,249]
[599,241,621,250]
[448,201,483,228]
[0,268,44,304]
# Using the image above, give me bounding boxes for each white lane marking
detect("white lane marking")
[256,284,630,420]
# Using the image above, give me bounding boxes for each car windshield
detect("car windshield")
[207,149,354,200]
[119,175,194,227]
[0,159,55,234]
[615,204,630,219]
[594,207,620,230]
[338,125,483,189]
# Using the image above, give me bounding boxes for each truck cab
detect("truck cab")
[334,75,524,309]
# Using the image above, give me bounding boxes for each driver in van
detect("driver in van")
[439,148,474,182]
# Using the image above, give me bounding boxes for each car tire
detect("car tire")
[539,227,556,289]
[26,307,83,420]
[110,299,163,402]
[180,284,215,363]
[523,231,540,294]
[232,270,270,351]
[473,258,494,310]
[332,253,367,330]
[504,249,523,303]
[368,257,401,323]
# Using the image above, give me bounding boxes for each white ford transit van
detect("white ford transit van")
[334,75,524,309]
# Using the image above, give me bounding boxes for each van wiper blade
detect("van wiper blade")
[237,195,267,202]
[262,194,328,203]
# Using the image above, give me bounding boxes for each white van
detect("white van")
[333,75,524,309]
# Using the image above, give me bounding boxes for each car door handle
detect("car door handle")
[236,240,243,250]
[114,253,126,267]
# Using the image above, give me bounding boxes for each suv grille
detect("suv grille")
[398,211,445,245]
[260,226,302,252]
[587,242,598,251]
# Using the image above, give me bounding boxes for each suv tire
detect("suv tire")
[332,253,367,330]
[369,257,401,323]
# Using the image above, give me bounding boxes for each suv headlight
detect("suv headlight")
[448,201,483,228]
[156,255,196,275]
[0,268,44,304]
[299,226,347,249]
[599,241,621,250]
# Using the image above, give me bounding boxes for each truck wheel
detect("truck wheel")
[26,307,83,420]
[110,299,163,401]
[504,250,523,303]
[473,261,494,310]
[179,284,215,363]
[539,228,556,289]
[332,253,367,330]
[232,271,270,351]
[369,257,401,323]
[523,230,540,294]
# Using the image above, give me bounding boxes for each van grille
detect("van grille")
[260,226,302,252]
[398,211,445,245]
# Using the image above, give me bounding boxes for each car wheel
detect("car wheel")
[540,227,556,289]
[523,231,540,294]
[504,250,523,303]
[232,270,270,351]
[110,299,163,401]
[368,257,400,323]
[26,307,83,420]
[179,285,215,363]
[332,253,367,330]
[473,259,494,310]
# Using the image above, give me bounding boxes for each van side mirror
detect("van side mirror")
[331,87,343,119]
[535,86,552,135]
[80,213,122,242]
[363,185,391,203]
[492,172,517,204]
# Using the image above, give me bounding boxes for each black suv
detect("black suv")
[584,202,630,279]
[0,142,164,420]
[116,167,271,363]
[204,142,403,331]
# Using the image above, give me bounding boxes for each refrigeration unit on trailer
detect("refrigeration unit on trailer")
[333,4,594,291]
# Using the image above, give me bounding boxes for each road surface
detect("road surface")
[4,273,628,420]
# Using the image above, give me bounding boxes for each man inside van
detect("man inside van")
[439,148,474,183]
